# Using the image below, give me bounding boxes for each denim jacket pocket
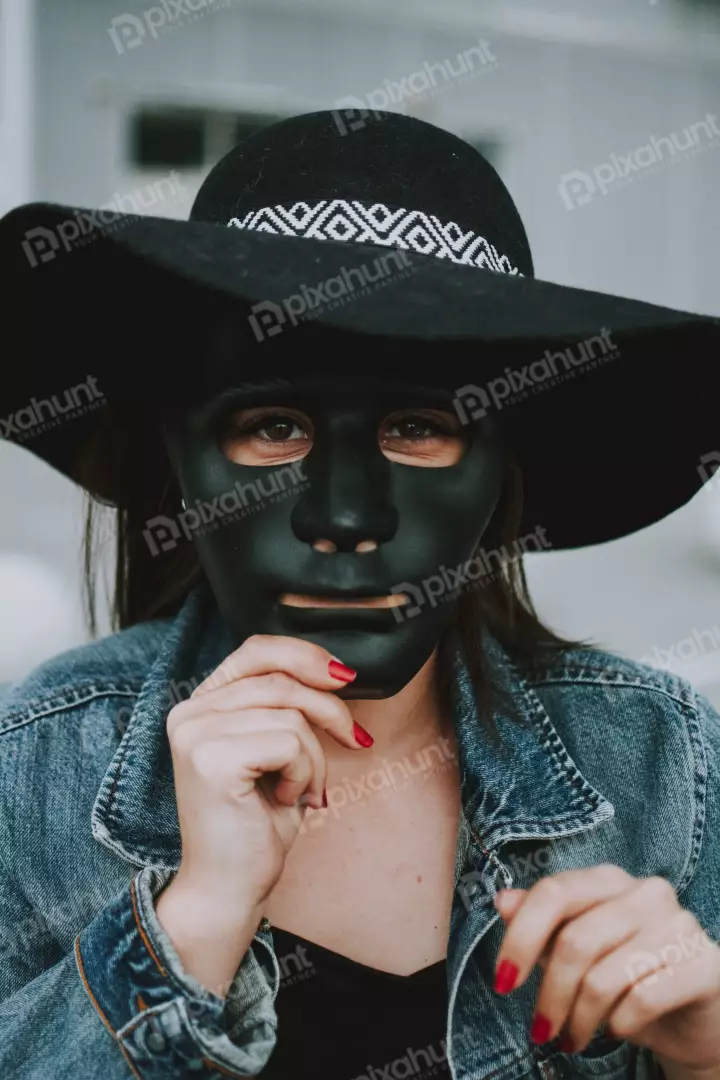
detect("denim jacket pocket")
[536,1032,636,1079]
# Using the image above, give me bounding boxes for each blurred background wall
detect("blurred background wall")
[1,0,720,700]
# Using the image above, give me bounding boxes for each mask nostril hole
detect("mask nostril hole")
[312,539,337,553]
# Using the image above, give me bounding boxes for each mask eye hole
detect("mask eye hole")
[219,406,314,466]
[379,408,468,467]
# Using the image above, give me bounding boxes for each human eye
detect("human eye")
[379,408,467,466]
[220,407,313,465]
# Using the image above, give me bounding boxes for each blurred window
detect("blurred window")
[128,108,286,169]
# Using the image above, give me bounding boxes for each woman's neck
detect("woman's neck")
[317,648,455,777]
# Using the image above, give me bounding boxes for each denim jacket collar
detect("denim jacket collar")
[91,581,614,871]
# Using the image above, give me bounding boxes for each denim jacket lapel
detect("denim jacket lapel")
[91,581,233,870]
[446,637,616,1078]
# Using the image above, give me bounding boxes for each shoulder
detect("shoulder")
[0,616,173,737]
[519,640,720,762]
[522,641,702,712]
[520,642,720,903]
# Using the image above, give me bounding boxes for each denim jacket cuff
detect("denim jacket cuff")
[75,866,278,1078]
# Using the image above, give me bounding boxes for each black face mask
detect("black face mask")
[164,374,506,699]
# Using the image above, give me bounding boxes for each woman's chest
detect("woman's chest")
[263,784,462,976]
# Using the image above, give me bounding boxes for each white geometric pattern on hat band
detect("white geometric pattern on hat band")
[227,199,522,275]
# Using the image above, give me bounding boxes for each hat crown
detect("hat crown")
[190,109,534,276]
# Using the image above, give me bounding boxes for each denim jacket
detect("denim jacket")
[0,578,718,1080]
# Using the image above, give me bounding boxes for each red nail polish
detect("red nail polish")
[322,788,328,808]
[352,721,374,747]
[493,959,519,994]
[558,1031,575,1053]
[328,659,357,683]
[530,1013,552,1045]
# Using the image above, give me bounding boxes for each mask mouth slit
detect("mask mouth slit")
[279,592,409,609]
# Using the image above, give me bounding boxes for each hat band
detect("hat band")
[227,199,521,275]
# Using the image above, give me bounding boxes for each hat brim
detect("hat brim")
[3,201,720,550]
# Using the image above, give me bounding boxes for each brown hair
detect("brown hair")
[80,411,588,741]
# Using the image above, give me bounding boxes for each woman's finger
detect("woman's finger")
[192,633,357,696]
[493,865,634,994]
[527,876,678,1047]
[573,910,720,1054]
[184,670,361,750]
[181,706,329,809]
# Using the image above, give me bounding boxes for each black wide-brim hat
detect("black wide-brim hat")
[2,108,719,550]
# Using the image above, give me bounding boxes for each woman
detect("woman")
[1,109,719,1080]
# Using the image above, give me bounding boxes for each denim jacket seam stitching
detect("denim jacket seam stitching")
[131,875,168,978]
[104,656,186,820]
[134,869,237,1010]
[525,658,667,679]
[492,648,609,815]
[526,672,694,711]
[73,934,144,1079]
[517,679,606,813]
[474,1049,535,1079]
[0,686,142,735]
[105,719,143,823]
[674,701,708,897]
[490,813,594,830]
[132,875,203,1004]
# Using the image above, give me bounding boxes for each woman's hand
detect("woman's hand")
[155,633,371,995]
[492,864,720,1075]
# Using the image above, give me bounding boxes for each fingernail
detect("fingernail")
[328,659,357,683]
[493,958,519,994]
[530,1013,552,1044]
[352,720,374,747]
[558,1031,575,1053]
[322,788,328,808]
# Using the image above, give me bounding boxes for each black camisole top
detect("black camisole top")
[260,924,452,1079]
